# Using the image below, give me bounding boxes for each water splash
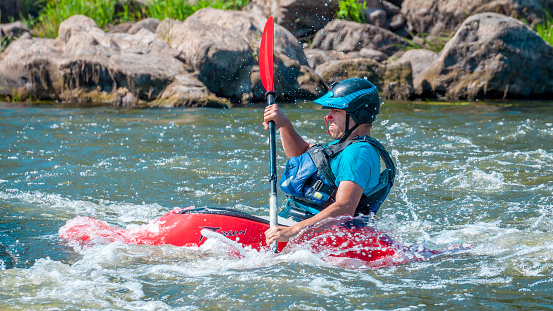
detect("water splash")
[391,149,419,222]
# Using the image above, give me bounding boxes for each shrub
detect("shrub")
[534,10,553,46]
[336,0,366,23]
[33,0,251,38]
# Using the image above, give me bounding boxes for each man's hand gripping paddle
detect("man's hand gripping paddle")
[259,16,278,253]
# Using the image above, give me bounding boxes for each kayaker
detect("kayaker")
[263,78,395,245]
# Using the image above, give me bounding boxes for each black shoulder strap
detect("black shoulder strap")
[356,136,396,186]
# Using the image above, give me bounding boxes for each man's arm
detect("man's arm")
[263,104,310,157]
[265,180,364,244]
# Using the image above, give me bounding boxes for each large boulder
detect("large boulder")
[401,0,553,36]
[416,13,553,100]
[311,19,409,57]
[159,8,325,103]
[251,0,340,39]
[315,58,413,100]
[0,15,229,107]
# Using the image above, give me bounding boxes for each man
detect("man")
[263,78,396,245]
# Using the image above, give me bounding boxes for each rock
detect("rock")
[381,1,401,16]
[128,18,160,34]
[383,59,414,100]
[304,48,349,69]
[315,58,413,99]
[316,58,386,89]
[160,8,325,103]
[251,0,340,39]
[0,21,30,38]
[417,13,553,100]
[401,0,553,36]
[0,21,30,51]
[388,13,407,31]
[358,48,389,62]
[358,1,405,32]
[311,19,409,57]
[0,15,224,107]
[151,73,231,108]
[363,8,388,29]
[106,22,135,34]
[396,49,438,81]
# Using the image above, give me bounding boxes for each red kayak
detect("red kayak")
[60,206,404,266]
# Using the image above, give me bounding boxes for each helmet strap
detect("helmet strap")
[338,113,361,143]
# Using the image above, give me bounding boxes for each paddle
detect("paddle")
[259,16,278,253]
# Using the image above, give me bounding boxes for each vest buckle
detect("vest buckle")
[312,179,324,191]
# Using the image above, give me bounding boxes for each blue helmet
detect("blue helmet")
[314,78,380,124]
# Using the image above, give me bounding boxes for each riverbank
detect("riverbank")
[1,0,553,107]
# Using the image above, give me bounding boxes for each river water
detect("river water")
[1,100,552,310]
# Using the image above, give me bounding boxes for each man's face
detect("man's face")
[325,109,350,140]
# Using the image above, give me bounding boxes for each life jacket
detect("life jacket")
[279,136,395,220]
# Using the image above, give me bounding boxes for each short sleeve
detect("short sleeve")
[331,143,380,195]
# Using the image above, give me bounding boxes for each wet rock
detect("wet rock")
[311,19,409,57]
[0,15,223,107]
[401,0,553,36]
[151,73,231,108]
[160,8,325,103]
[417,13,553,100]
[251,0,340,39]
[315,58,413,100]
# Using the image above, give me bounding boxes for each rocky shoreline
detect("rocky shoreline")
[1,0,553,107]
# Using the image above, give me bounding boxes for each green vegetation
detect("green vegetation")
[533,10,553,46]
[402,31,451,53]
[32,0,251,38]
[1,35,16,53]
[336,0,366,23]
[146,0,250,21]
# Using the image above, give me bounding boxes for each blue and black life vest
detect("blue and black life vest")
[279,136,395,221]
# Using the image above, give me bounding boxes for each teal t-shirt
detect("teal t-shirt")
[328,140,380,195]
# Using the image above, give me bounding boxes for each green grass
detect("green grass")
[402,30,451,53]
[33,0,251,38]
[336,0,366,24]
[534,10,553,46]
[1,35,16,53]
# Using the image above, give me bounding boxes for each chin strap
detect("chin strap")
[338,113,361,143]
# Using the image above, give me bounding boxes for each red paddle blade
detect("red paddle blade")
[259,16,274,93]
